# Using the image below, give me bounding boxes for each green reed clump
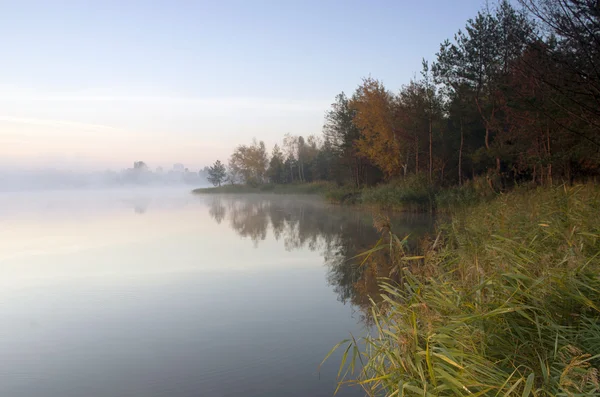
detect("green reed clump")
[325,185,362,204]
[360,175,435,212]
[434,176,497,210]
[327,184,600,396]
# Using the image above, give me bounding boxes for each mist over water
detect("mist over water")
[0,167,210,192]
[0,188,432,397]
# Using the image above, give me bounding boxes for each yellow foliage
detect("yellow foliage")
[351,78,402,178]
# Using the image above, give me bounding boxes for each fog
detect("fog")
[0,167,210,192]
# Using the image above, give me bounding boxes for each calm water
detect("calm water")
[0,187,433,397]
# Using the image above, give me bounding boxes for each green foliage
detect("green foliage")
[328,185,600,396]
[267,144,286,184]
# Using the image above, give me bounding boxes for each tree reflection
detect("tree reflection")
[208,199,226,224]
[206,195,433,322]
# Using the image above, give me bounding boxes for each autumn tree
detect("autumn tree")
[219,0,600,190]
[229,139,269,185]
[351,78,403,179]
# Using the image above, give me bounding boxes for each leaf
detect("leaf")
[401,256,425,261]
[320,339,350,370]
[432,353,464,369]
[522,373,534,397]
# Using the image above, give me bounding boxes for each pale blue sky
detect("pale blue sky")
[0,0,485,171]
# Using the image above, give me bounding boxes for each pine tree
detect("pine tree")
[207,160,227,186]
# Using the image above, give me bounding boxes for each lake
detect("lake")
[0,187,433,397]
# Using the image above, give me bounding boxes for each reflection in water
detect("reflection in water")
[2,188,387,397]
[206,195,434,321]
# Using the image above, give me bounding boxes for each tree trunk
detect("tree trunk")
[546,126,552,186]
[441,162,445,182]
[485,127,490,150]
[415,136,419,175]
[429,118,433,184]
[459,118,464,186]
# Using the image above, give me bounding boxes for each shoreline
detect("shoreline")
[191,178,496,213]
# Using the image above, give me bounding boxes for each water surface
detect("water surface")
[0,188,433,397]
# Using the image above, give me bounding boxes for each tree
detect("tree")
[267,144,286,184]
[420,60,443,184]
[519,1,600,136]
[297,136,306,182]
[312,138,335,181]
[283,134,298,183]
[207,160,227,186]
[435,1,535,176]
[229,139,269,185]
[352,77,403,179]
[518,0,600,177]
[133,161,148,170]
[226,160,241,185]
[323,92,368,186]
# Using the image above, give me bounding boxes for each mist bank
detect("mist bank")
[0,168,210,192]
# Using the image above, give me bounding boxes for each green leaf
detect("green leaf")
[522,373,534,397]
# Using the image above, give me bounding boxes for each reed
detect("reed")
[327,184,600,396]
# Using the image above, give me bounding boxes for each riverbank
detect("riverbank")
[192,181,333,195]
[193,176,497,212]
[329,183,600,396]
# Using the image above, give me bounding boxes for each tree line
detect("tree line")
[208,0,600,189]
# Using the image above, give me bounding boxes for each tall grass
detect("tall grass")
[327,184,600,396]
[360,175,435,212]
[327,175,497,212]
[434,176,497,210]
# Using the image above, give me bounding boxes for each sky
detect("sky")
[0,0,486,172]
